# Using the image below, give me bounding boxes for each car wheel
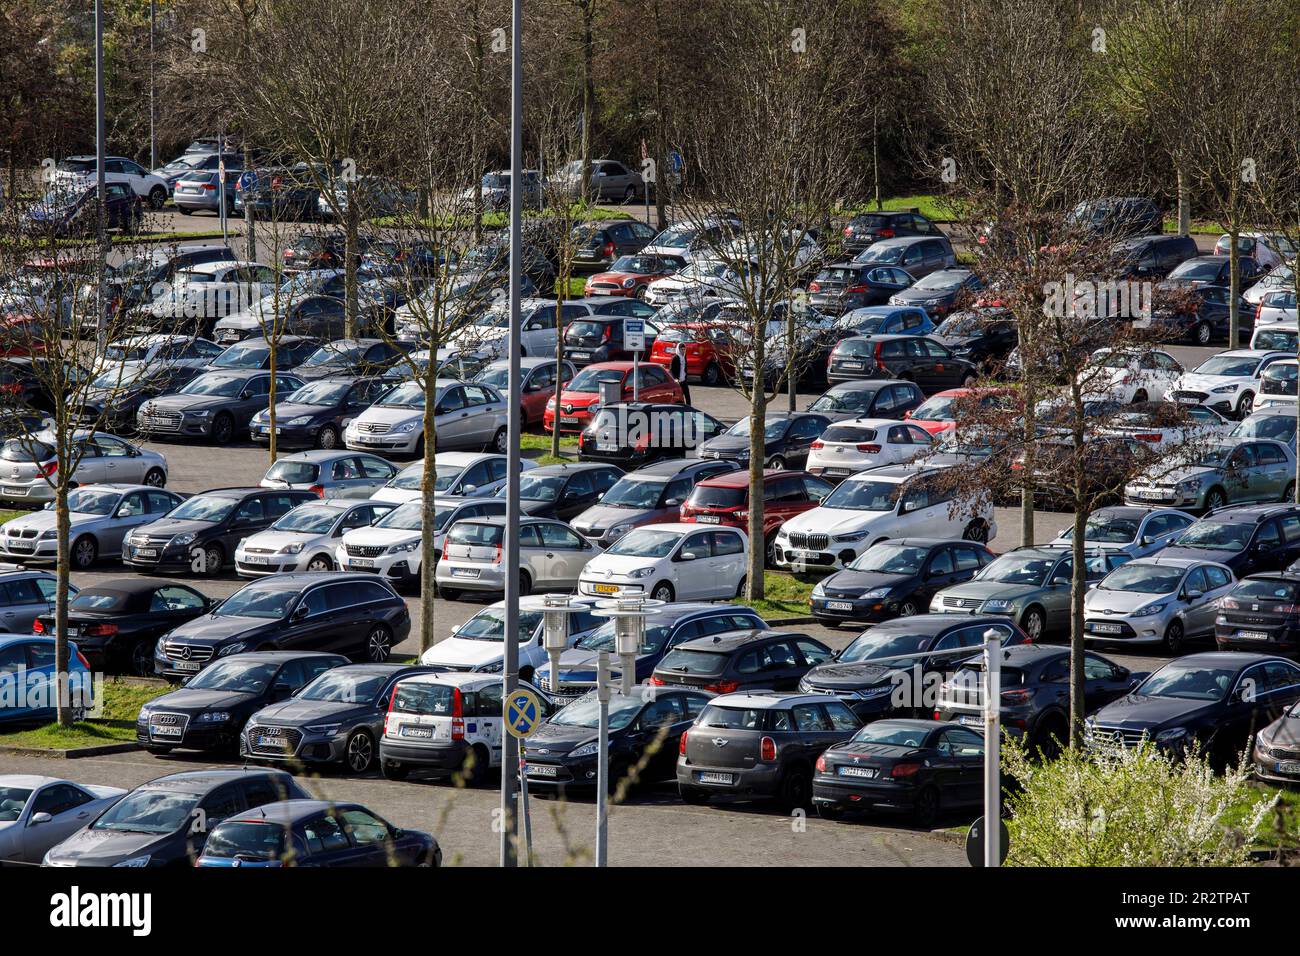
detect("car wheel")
[622,185,636,203]
[130,640,154,677]
[1163,618,1185,655]
[71,535,98,570]
[177,206,192,216]
[439,586,461,601]
[735,575,748,598]
[898,599,920,617]
[1030,713,1067,760]
[211,413,234,446]
[199,544,224,577]
[143,468,166,487]
[491,427,508,454]
[816,802,845,821]
[148,186,167,210]
[517,570,532,597]
[306,554,333,572]
[316,425,339,450]
[461,744,491,787]
[1204,487,1227,512]
[961,373,978,387]
[635,285,650,302]
[1194,321,1212,345]
[344,730,375,774]
[1236,391,1255,418]
[768,455,786,470]
[365,624,393,662]
[777,765,812,811]
[1020,606,1045,641]
[679,785,710,805]
[651,581,675,602]
[702,362,721,386]
[962,519,989,543]
[912,785,940,828]
[1282,482,1296,504]
[381,761,409,781]
[1131,389,1147,404]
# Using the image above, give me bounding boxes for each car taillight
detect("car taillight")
[84,623,118,638]
[878,228,894,239]
[308,484,325,498]
[384,684,399,734]
[679,730,688,754]
[202,183,216,191]
[846,284,868,294]
[76,651,90,670]
[810,439,824,450]
[815,754,827,772]
[603,241,615,258]
[857,443,881,453]
[1133,433,1161,442]
[38,461,57,478]
[890,762,921,779]
[603,325,613,341]
[809,282,821,292]
[493,542,502,563]
[32,618,45,634]
[1001,688,1032,703]
[843,226,852,237]
[649,675,665,685]
[703,679,739,694]
[1255,302,1264,322]
[283,249,293,258]
[451,687,465,740]
[759,736,777,762]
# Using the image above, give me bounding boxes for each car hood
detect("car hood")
[782,506,886,534]
[803,659,898,689]
[543,645,647,680]
[342,527,419,547]
[525,722,596,755]
[142,394,231,414]
[699,435,755,457]
[265,401,330,420]
[244,529,326,551]
[251,698,370,725]
[582,553,670,579]
[1085,588,1176,615]
[45,827,173,866]
[1090,694,1216,731]
[940,580,1041,603]
[819,569,912,594]
[166,613,276,644]
[148,687,259,714]
[1136,462,1216,485]
[1178,372,1246,392]
[135,517,217,539]
[1157,545,1242,566]
[572,504,659,532]
[1264,715,1300,750]
[519,499,557,516]
[420,636,505,668]
[353,407,421,428]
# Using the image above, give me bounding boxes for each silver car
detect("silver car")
[344,379,509,457]
[0,775,126,865]
[0,432,168,507]
[569,458,741,547]
[1083,557,1235,653]
[371,452,534,505]
[1047,506,1196,560]
[436,515,600,598]
[0,484,184,569]
[261,450,399,499]
[234,498,395,576]
[851,236,957,280]
[1123,437,1296,512]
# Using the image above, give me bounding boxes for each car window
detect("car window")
[32,784,93,816]
[795,639,832,665]
[200,785,245,827]
[953,546,985,572]
[640,696,685,728]
[708,530,745,557]
[824,701,859,731]
[927,549,955,576]
[1203,565,1232,590]
[302,813,351,853]
[152,586,205,612]
[1083,654,1119,681]
[1256,522,1283,553]
[791,703,832,731]
[538,523,584,549]
[340,808,389,845]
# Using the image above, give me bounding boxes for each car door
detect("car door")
[106,490,151,553]
[631,694,689,777]
[557,470,597,520]
[762,638,808,690]
[1249,441,1289,499]
[939,727,986,806]
[522,305,557,356]
[1,579,54,636]
[434,385,470,448]
[922,338,965,389]
[299,811,367,867]
[536,522,593,588]
[69,439,106,485]
[280,585,345,652]
[1081,653,1135,708]
[703,530,747,596]
[17,783,100,862]
[784,415,826,466]
[918,546,962,604]
[476,681,506,766]
[89,435,141,483]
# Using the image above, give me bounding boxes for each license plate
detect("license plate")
[173,661,201,672]
[569,352,589,361]
[697,771,734,785]
[1237,630,1270,641]
[592,583,619,594]
[451,567,480,578]
[135,548,158,558]
[2,486,27,497]
[837,766,877,778]
[359,436,385,445]
[792,549,822,559]
[527,764,558,777]
[350,558,375,569]
[257,735,287,749]
[824,468,850,476]
[596,442,618,452]
[1276,761,1300,775]
[551,694,581,706]
[400,726,432,739]
[7,539,32,551]
[1176,396,1199,405]
[561,416,580,424]
[1137,491,1165,500]
[149,723,182,738]
[242,555,270,565]
[1091,622,1123,634]
[957,714,981,727]
[695,514,721,523]
[839,361,863,370]
[827,601,854,612]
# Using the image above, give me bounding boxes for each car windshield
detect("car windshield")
[859,245,907,265]
[474,365,512,389]
[809,389,874,414]
[1232,579,1300,602]
[272,505,341,534]
[91,788,201,834]
[516,474,567,502]
[1193,356,1260,378]
[203,822,287,862]
[978,555,1055,586]
[69,590,129,612]
[651,225,697,248]
[1169,260,1223,281]
[264,460,319,484]
[66,489,120,516]
[453,608,543,642]
[216,586,296,619]
[166,495,237,523]
[183,659,281,694]
[549,693,642,731]
[725,417,789,440]
[850,721,934,747]
[821,479,900,512]
[1135,662,1237,701]
[1171,521,1253,553]
[285,381,351,405]
[916,272,965,291]
[103,342,154,362]
[88,366,151,390]
[301,343,363,366]
[848,543,931,575]
[600,477,667,509]
[576,622,671,654]
[0,786,34,821]
[297,670,388,703]
[1097,563,1184,594]
[839,629,932,666]
[378,382,424,408]
[375,501,422,531]
[1231,414,1296,443]
[605,529,681,558]
[912,395,959,420]
[612,255,664,274]
[180,373,247,397]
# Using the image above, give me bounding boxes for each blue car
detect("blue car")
[0,636,95,724]
[836,305,935,339]
[535,604,766,705]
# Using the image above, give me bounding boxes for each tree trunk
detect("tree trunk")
[54,479,72,727]
[344,186,360,338]
[267,336,279,464]
[745,344,767,602]
[419,364,439,653]
[1227,223,1240,351]
[1176,167,1190,237]
[244,144,257,261]
[551,257,570,458]
[578,2,595,203]
[1067,385,1087,747]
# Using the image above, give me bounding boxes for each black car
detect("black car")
[811,539,995,626]
[826,335,979,392]
[508,462,624,521]
[929,308,1018,372]
[196,799,440,867]
[840,209,944,254]
[1216,573,1300,656]
[1065,197,1162,239]
[677,691,861,808]
[124,487,317,577]
[136,369,306,445]
[33,579,213,676]
[0,357,89,413]
[806,379,926,422]
[71,363,202,432]
[292,338,410,380]
[524,686,713,794]
[238,166,323,221]
[42,768,309,867]
[935,645,1142,756]
[211,293,349,346]
[1151,285,1254,345]
[212,335,321,371]
[696,411,831,470]
[570,220,659,271]
[577,402,727,468]
[562,315,661,366]
[24,182,141,237]
[1109,233,1199,279]
[651,629,835,693]
[1086,652,1300,768]
[806,262,914,315]
[250,376,393,449]
[1259,362,1297,404]
[887,267,984,319]
[1161,255,1264,291]
[136,651,349,754]
[242,663,432,773]
[811,718,985,825]
[153,573,411,681]
[798,615,1029,720]
[1159,505,1300,579]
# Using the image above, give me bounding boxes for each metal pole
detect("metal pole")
[498,0,523,869]
[595,650,610,867]
[149,0,156,171]
[94,0,107,351]
[218,130,228,245]
[983,629,1001,868]
[519,742,533,866]
[632,349,640,402]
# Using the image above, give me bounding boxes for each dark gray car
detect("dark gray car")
[137,369,305,445]
[569,458,741,547]
[852,236,956,280]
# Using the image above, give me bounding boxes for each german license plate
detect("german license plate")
[350,558,374,569]
[149,723,182,738]
[400,726,432,739]
[1137,491,1165,500]
[527,763,558,777]
[451,567,479,578]
[1276,761,1300,775]
[837,765,877,778]
[792,549,821,559]
[561,417,580,424]
[592,583,619,594]
[696,514,721,523]
[173,661,201,672]
[7,539,32,551]
[1091,622,1123,634]
[569,352,589,361]
[135,548,158,558]
[697,771,733,785]
[1237,630,1270,641]
[827,601,854,612]
[840,361,863,370]
[1176,395,1199,404]
[2,486,27,497]
[257,735,286,749]
[957,714,981,727]
[824,468,850,477]
[243,555,270,565]
[359,436,384,445]
[597,442,618,452]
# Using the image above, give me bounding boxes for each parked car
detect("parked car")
[1122,437,1295,511]
[1109,233,1199,278]
[928,308,1017,371]
[576,403,727,469]
[570,220,660,271]
[640,217,742,263]
[345,379,508,457]
[806,262,915,315]
[652,629,834,694]
[1256,359,1297,410]
[1085,652,1300,768]
[437,515,599,598]
[260,450,397,499]
[249,376,393,450]
[0,776,126,865]
[696,412,831,470]
[646,319,737,385]
[851,236,956,279]
[841,210,944,254]
[1083,557,1236,653]
[810,538,994,626]
[151,150,243,194]
[211,293,352,346]
[23,182,142,237]
[560,315,662,367]
[1214,232,1287,270]
[543,362,684,434]
[1215,572,1300,657]
[506,462,624,521]
[1102,401,1234,448]
[826,334,979,391]
[196,799,439,867]
[0,635,93,724]
[0,484,183,569]
[337,496,505,586]
[1153,285,1255,345]
[551,158,644,203]
[235,498,393,576]
[52,154,169,207]
[137,651,348,754]
[1162,255,1263,291]
[212,336,317,373]
[1252,697,1300,785]
[1046,506,1195,559]
[440,298,588,362]
[474,357,576,427]
[578,522,748,603]
[0,570,69,635]
[679,469,833,565]
[0,431,168,507]
[124,488,313,577]
[41,768,309,867]
[1158,505,1300,579]
[806,379,926,422]
[570,458,740,548]
[886,267,982,319]
[804,418,935,481]
[1231,406,1298,445]
[170,170,237,215]
[1085,347,1183,404]
[289,337,409,380]
[1065,197,1162,239]
[583,254,686,299]
[72,364,204,434]
[137,369,304,445]
[372,452,523,505]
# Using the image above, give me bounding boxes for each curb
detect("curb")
[0,742,140,759]
[763,615,820,626]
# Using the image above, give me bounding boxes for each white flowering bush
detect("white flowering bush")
[1002,740,1278,866]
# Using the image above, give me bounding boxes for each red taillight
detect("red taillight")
[1256,303,1263,322]
[603,241,615,257]
[891,762,921,779]
[283,249,293,259]
[1133,434,1161,442]
[649,675,665,686]
[679,730,688,754]
[1001,688,1032,704]
[32,618,45,634]
[843,226,852,237]
[451,687,465,740]
[76,651,90,670]
[878,228,895,239]
[202,183,216,191]
[809,282,821,292]
[810,439,824,450]
[384,684,399,734]
[703,679,740,694]
[846,284,867,294]
[815,754,826,772]
[84,623,117,638]
[856,443,881,453]
[493,542,502,563]
[759,736,777,762]
[38,461,57,478]
[308,484,325,498]
[603,325,613,341]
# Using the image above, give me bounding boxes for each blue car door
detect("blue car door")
[0,643,34,722]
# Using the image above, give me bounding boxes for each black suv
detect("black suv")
[841,210,944,255]
[651,630,835,693]
[1159,504,1300,579]
[154,572,412,680]
[677,691,862,808]
[124,487,317,576]
[930,307,1018,371]
[578,403,727,469]
[137,369,305,445]
[1065,197,1162,239]
[1110,233,1198,279]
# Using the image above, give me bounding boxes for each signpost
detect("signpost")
[625,319,646,401]
[503,687,543,866]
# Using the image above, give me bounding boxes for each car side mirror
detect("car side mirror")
[240,389,253,400]
[462,485,478,496]
[679,550,700,561]
[292,604,309,621]
[1185,588,1204,600]
[28,812,52,826]
[271,683,293,702]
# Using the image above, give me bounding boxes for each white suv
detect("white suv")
[335,496,507,586]
[805,418,935,480]
[773,464,995,571]
[1169,350,1293,420]
[417,596,604,679]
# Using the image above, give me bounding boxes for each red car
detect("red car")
[543,361,684,434]
[679,469,834,564]
[905,386,1018,436]
[0,316,47,357]
[583,253,686,299]
[647,323,740,386]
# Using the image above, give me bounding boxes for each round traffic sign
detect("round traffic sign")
[504,687,544,739]
[965,815,1010,867]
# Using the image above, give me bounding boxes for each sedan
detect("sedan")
[1083,557,1236,654]
[261,450,397,499]
[577,522,748,603]
[0,484,184,569]
[887,267,983,318]
[0,432,167,507]
[249,376,395,450]
[0,776,126,865]
[1047,506,1196,560]
[344,379,508,457]
[137,370,305,446]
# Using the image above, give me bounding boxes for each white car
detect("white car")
[639,218,742,264]
[1213,232,1287,271]
[102,333,226,374]
[144,260,280,326]
[577,521,748,603]
[1085,347,1182,404]
[344,378,509,457]
[1255,290,1297,327]
[1256,358,1298,410]
[234,498,394,576]
[416,596,604,679]
[1101,401,1234,447]
[52,155,170,208]
[437,515,599,597]
[804,417,935,481]
[0,775,126,865]
[773,464,996,571]
[371,453,532,505]
[1169,350,1294,420]
[643,259,748,306]
[1250,325,1298,352]
[336,496,507,587]
[1243,261,1294,305]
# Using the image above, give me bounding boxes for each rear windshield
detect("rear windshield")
[820,424,877,443]
[1230,579,1300,603]
[264,460,319,484]
[656,648,727,676]
[446,522,503,546]
[697,704,769,729]
[203,822,288,861]
[391,682,455,715]
[686,485,746,509]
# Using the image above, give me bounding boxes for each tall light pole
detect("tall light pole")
[982,628,1002,868]
[149,0,156,171]
[499,0,524,869]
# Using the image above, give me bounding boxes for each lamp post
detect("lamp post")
[982,627,1002,868]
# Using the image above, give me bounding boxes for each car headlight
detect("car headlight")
[546,398,556,409]
[187,408,212,418]
[569,741,600,758]
[588,402,601,415]
[1175,478,1200,493]
[861,587,891,600]
[40,529,56,539]
[1155,726,1187,743]
[982,598,1014,612]
[217,642,247,657]
[113,855,151,868]
[1211,384,1236,394]
[1131,602,1167,618]
[832,531,868,542]
[387,539,420,554]
[155,637,167,654]
[197,711,230,723]
[305,723,341,736]
[170,532,196,547]
[477,660,504,674]
[279,542,305,554]
[396,421,419,433]
[286,416,314,427]
[628,566,657,579]
[607,523,633,540]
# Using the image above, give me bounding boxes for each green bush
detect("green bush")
[1002,739,1277,866]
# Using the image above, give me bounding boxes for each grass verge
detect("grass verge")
[0,678,169,750]
[520,431,579,466]
[731,571,816,620]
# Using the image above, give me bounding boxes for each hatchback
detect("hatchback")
[805,418,935,480]
[652,629,834,694]
[679,470,832,565]
[260,450,397,499]
[236,498,393,576]
[543,362,684,434]
[436,516,598,598]
[0,636,94,724]
[578,522,748,603]
[0,431,167,506]
[1083,557,1236,653]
